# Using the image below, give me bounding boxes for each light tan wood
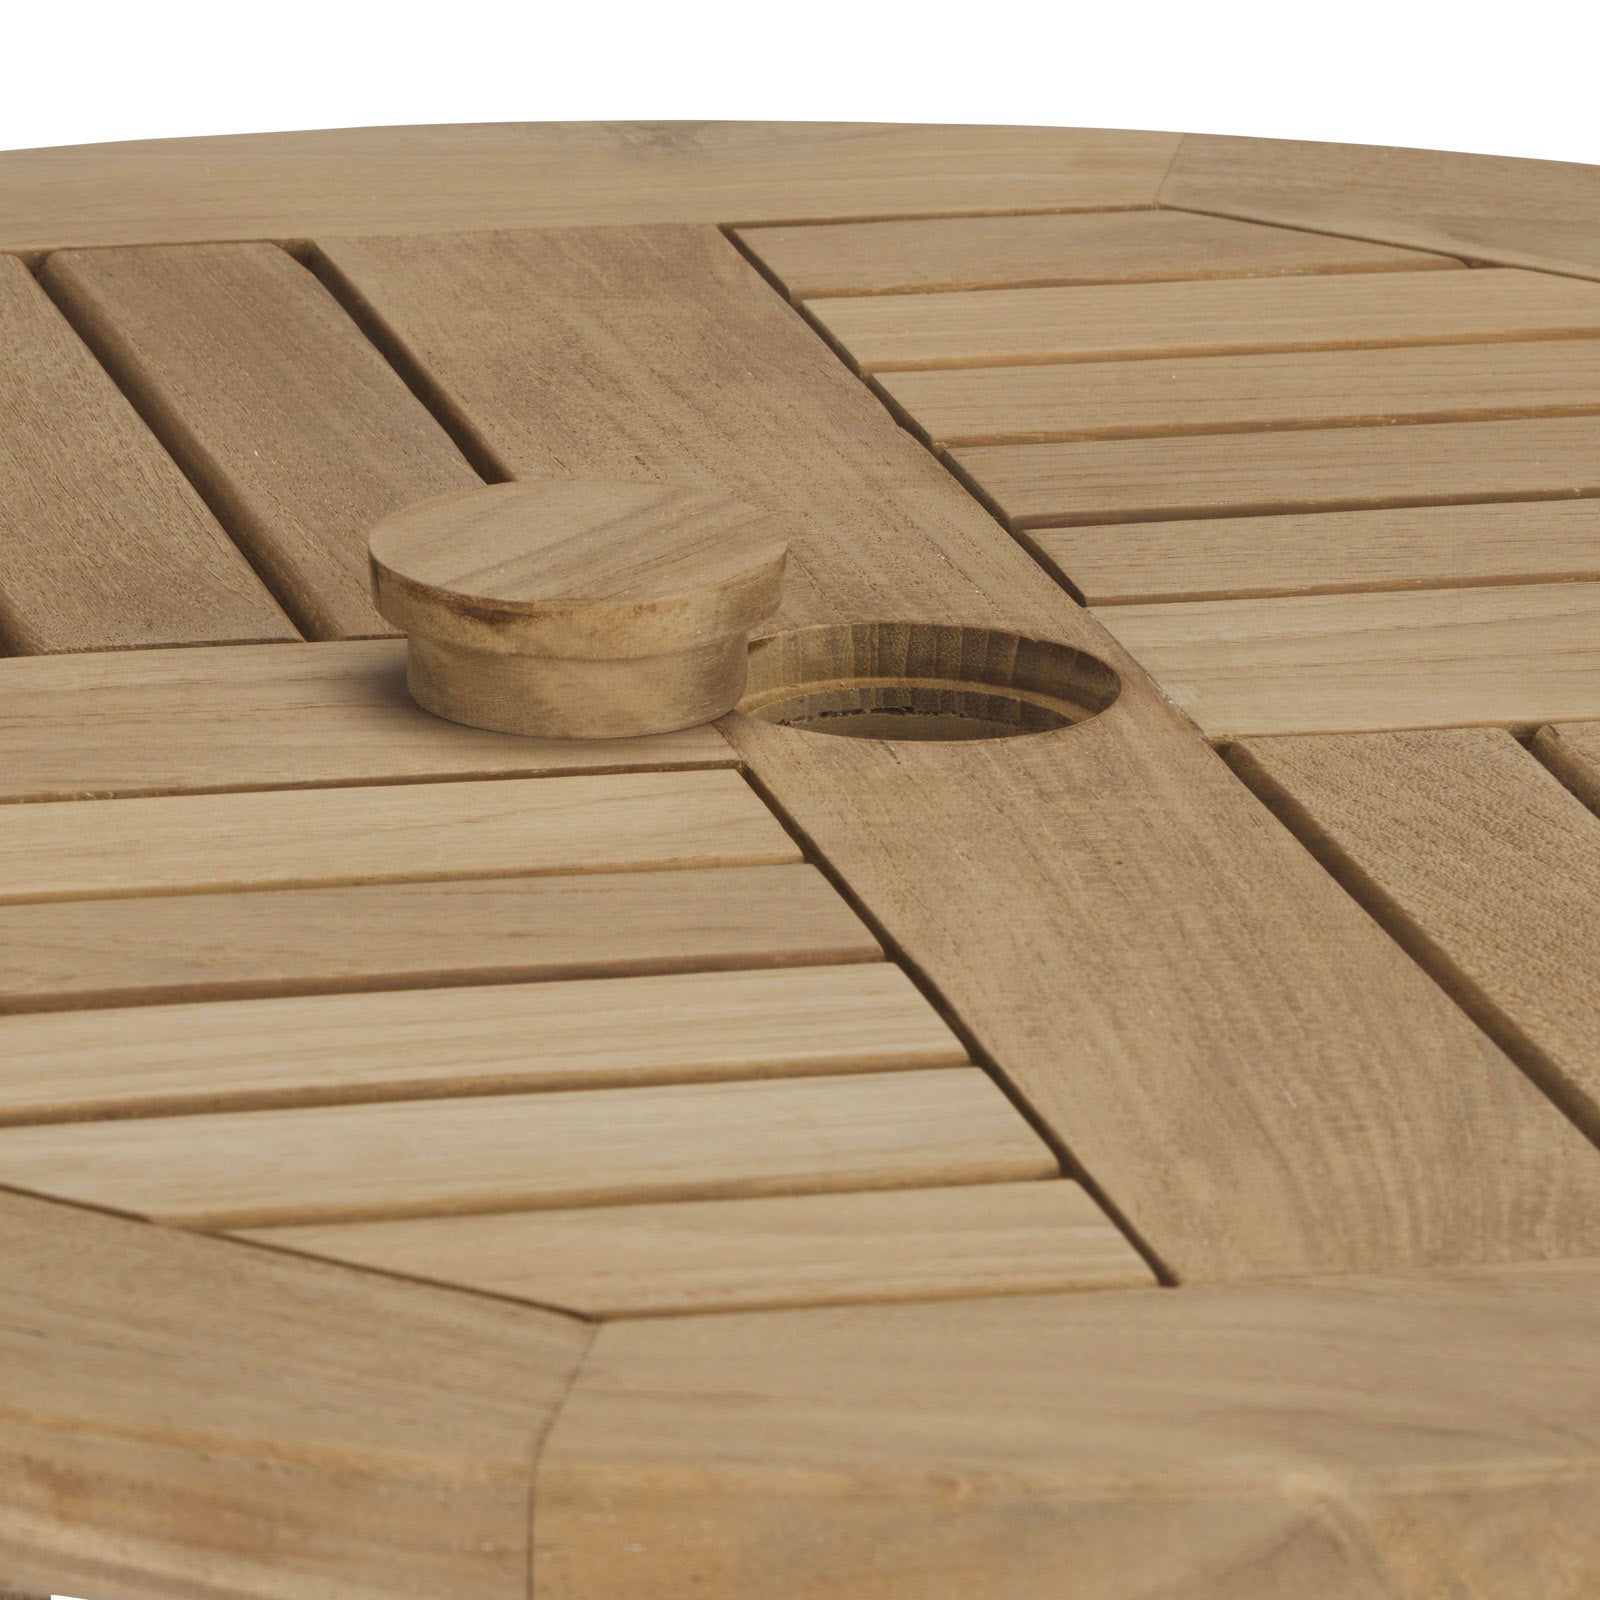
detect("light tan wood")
[1163,132,1600,280]
[535,1264,1600,1598]
[318,222,1600,1279]
[40,242,480,639]
[0,964,961,1126]
[0,770,795,904]
[1533,720,1600,812]
[883,338,1600,446]
[806,267,1600,373]
[0,1068,1055,1229]
[370,480,787,737]
[1040,501,1600,605]
[245,1180,1153,1316]
[1096,581,1600,736]
[0,639,734,803]
[0,123,1181,254]
[0,254,294,653]
[955,415,1600,528]
[0,1185,589,1600]
[1229,728,1600,1145]
[0,862,878,1013]
[737,208,1456,298]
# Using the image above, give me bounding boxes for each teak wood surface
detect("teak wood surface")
[2,121,1599,1600]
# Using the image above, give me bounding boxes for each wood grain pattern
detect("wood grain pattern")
[315,223,1600,1280]
[1040,501,1600,605]
[0,122,1181,253]
[1097,582,1600,735]
[244,1181,1153,1316]
[737,208,1455,298]
[535,1264,1600,1598]
[0,862,879,1013]
[0,639,734,802]
[883,338,1600,446]
[1163,132,1600,280]
[0,1069,1055,1229]
[955,416,1600,528]
[0,964,962,1126]
[0,254,294,653]
[0,1185,589,1600]
[0,770,796,904]
[1533,719,1600,812]
[807,267,1600,373]
[41,242,480,639]
[1229,728,1600,1145]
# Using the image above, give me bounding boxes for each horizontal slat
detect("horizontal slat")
[808,266,1600,372]
[738,209,1454,298]
[244,1181,1153,1316]
[0,1069,1056,1229]
[0,254,295,653]
[0,965,964,1125]
[1040,501,1600,606]
[41,242,480,640]
[884,338,1600,446]
[0,639,733,802]
[0,862,878,1013]
[1533,721,1600,812]
[955,416,1600,528]
[1230,728,1600,1145]
[0,770,794,904]
[1096,582,1600,735]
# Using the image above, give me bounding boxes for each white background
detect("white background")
[2,0,1598,163]
[19,0,1596,1595]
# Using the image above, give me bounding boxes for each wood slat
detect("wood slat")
[0,1069,1055,1229]
[1230,728,1600,1146]
[884,338,1600,446]
[534,1264,1600,1598]
[314,224,1600,1281]
[42,242,480,639]
[1533,720,1600,811]
[1162,132,1600,281]
[243,1181,1153,1317]
[807,267,1600,373]
[955,415,1600,528]
[0,254,294,653]
[0,123,1181,254]
[0,770,794,904]
[0,862,879,1014]
[0,1186,590,1600]
[737,209,1455,298]
[1097,582,1600,735]
[1039,501,1600,606]
[0,964,962,1126]
[0,639,734,802]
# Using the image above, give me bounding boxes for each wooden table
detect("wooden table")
[2,123,1599,1599]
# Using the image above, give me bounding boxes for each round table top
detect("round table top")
[3,122,1599,1600]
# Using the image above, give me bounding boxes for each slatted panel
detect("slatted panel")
[0,771,794,903]
[955,416,1600,529]
[0,255,295,653]
[806,267,1600,372]
[882,339,1600,446]
[1096,582,1600,735]
[1040,502,1600,606]
[42,242,481,639]
[0,965,963,1125]
[1230,729,1600,1145]
[0,1069,1055,1229]
[0,640,733,802]
[0,862,878,1013]
[1533,720,1600,811]
[736,210,1456,298]
[243,1181,1153,1316]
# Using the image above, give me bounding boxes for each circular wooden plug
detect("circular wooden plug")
[369,480,788,738]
